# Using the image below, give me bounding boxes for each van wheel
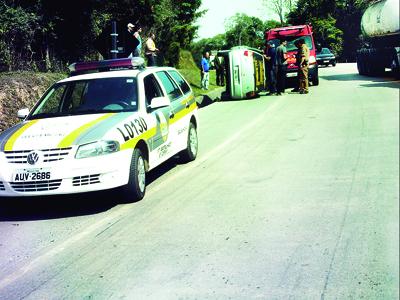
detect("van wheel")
[179,122,198,163]
[120,148,146,202]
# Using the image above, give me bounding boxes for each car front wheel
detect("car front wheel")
[120,148,146,202]
[179,122,198,163]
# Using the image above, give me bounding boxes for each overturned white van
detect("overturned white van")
[218,46,267,100]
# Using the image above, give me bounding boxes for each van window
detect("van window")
[269,36,313,52]
[156,71,183,101]
[168,70,191,94]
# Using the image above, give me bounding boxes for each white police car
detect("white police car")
[0,58,199,201]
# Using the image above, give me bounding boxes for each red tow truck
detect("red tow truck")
[265,25,319,86]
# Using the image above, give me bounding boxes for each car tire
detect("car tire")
[120,148,146,202]
[179,122,198,163]
[332,61,336,67]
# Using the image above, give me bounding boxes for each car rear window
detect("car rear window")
[168,70,191,94]
[156,71,183,101]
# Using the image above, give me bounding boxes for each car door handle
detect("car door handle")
[185,102,190,108]
[169,112,175,119]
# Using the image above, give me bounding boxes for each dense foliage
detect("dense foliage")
[191,14,280,63]
[287,0,371,60]
[0,0,204,71]
[192,0,372,63]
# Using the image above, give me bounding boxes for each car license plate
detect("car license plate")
[324,60,329,63]
[286,72,297,78]
[13,169,51,182]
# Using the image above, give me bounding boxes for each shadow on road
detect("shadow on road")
[320,71,399,84]
[197,95,215,108]
[0,155,191,221]
[219,93,261,102]
[359,81,400,89]
[0,190,121,221]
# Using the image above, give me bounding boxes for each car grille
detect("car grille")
[0,181,5,191]
[4,148,73,164]
[72,174,101,186]
[10,180,62,192]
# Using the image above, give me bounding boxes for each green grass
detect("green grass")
[177,50,221,97]
[178,68,220,96]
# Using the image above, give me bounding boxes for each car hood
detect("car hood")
[0,112,134,151]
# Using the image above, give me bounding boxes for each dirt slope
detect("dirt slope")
[0,72,65,132]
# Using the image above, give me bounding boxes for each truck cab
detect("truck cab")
[265,25,319,86]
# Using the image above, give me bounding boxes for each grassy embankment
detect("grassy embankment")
[177,50,219,95]
[0,50,217,132]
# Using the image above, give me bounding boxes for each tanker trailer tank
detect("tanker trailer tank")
[356,0,400,77]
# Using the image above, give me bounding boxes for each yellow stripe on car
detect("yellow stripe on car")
[58,113,115,148]
[180,94,195,106]
[120,127,157,150]
[169,102,197,125]
[4,120,40,151]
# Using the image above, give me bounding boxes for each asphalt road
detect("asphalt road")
[0,64,399,299]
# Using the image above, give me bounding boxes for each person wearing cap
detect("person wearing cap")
[126,23,139,58]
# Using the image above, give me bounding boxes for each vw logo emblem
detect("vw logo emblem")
[27,151,40,165]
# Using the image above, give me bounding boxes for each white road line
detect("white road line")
[0,98,282,291]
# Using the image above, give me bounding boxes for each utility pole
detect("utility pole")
[110,20,118,59]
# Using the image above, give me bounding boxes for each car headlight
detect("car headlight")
[75,140,120,159]
[309,55,316,64]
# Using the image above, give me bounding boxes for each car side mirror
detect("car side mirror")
[149,97,171,109]
[17,108,29,120]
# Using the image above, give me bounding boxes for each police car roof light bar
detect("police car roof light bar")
[68,57,145,74]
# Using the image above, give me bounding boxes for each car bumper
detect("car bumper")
[317,59,335,64]
[0,149,132,197]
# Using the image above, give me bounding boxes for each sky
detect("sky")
[196,0,276,40]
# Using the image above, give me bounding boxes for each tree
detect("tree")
[0,4,40,71]
[191,34,227,66]
[225,14,266,49]
[262,0,297,25]
[310,16,343,55]
[287,0,369,61]
[0,0,204,71]
[335,0,370,61]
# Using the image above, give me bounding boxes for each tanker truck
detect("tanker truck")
[356,0,399,77]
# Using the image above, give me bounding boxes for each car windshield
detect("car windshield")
[269,35,313,52]
[29,77,138,120]
[318,48,332,55]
